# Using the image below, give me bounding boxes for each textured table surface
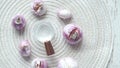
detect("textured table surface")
[0,0,120,68]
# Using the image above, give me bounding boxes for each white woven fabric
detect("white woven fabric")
[0,0,113,68]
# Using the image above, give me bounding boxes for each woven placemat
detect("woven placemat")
[0,0,113,68]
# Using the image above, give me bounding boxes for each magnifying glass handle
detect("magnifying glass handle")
[44,41,55,56]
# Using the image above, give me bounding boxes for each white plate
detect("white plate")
[33,22,54,43]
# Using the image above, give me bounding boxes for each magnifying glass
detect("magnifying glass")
[34,22,55,56]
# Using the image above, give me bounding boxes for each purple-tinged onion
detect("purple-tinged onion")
[31,0,47,16]
[63,24,82,45]
[32,58,48,68]
[19,40,31,57]
[12,15,26,30]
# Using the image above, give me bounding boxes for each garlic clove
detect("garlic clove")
[63,24,82,45]
[19,40,31,57]
[58,57,78,68]
[57,9,72,20]
[12,15,26,30]
[32,58,48,68]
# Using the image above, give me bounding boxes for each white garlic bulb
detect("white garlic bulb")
[57,9,72,20]
[58,57,78,68]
